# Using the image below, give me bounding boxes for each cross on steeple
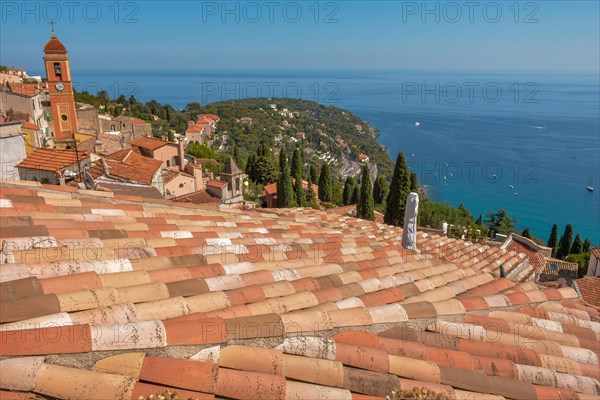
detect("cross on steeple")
[50,20,56,36]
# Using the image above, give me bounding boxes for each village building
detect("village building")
[502,233,579,284]
[587,247,600,277]
[82,148,164,194]
[0,121,27,181]
[131,136,184,170]
[16,147,90,185]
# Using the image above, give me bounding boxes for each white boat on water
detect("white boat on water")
[586,186,594,192]
[414,121,420,127]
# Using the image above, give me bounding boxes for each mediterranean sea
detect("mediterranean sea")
[44,68,598,244]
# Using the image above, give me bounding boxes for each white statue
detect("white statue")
[402,192,419,250]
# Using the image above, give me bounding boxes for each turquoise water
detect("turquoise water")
[49,68,599,244]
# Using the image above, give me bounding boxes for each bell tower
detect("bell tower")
[44,28,78,143]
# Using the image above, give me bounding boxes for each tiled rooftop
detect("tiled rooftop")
[0,181,598,400]
[131,136,175,151]
[16,149,90,173]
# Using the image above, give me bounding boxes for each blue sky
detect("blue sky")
[1,1,599,72]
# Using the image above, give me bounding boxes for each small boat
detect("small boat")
[587,186,594,192]
[509,185,514,189]
[414,121,420,127]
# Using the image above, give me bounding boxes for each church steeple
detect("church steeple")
[44,29,78,143]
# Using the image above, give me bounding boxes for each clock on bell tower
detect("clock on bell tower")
[44,29,79,142]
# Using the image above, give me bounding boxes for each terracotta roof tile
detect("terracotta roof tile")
[16,148,90,172]
[575,277,600,307]
[130,136,174,151]
[2,181,600,399]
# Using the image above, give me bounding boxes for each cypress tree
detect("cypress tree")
[307,183,320,209]
[547,224,559,257]
[521,228,532,239]
[294,178,306,207]
[556,224,573,260]
[384,152,410,226]
[570,233,583,254]
[351,185,360,205]
[476,214,483,226]
[290,149,303,180]
[357,164,375,221]
[277,147,296,208]
[318,164,332,203]
[245,153,256,180]
[410,172,419,192]
[582,238,592,253]
[309,164,319,184]
[233,145,240,167]
[373,175,389,205]
[342,177,355,205]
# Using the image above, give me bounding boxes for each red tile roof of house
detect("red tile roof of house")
[198,114,220,122]
[207,180,228,188]
[172,189,221,205]
[21,122,40,131]
[591,247,600,260]
[130,136,175,151]
[8,83,43,97]
[98,149,163,185]
[132,117,151,126]
[186,123,208,134]
[15,148,90,172]
[0,181,598,400]
[575,277,600,307]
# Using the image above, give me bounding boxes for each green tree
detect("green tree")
[567,253,590,278]
[342,177,356,205]
[277,148,296,208]
[318,164,332,203]
[294,178,306,207]
[373,175,389,205]
[475,214,483,226]
[570,233,583,254]
[185,102,202,113]
[253,156,278,184]
[484,208,516,236]
[384,152,410,226]
[547,224,559,257]
[582,238,592,253]
[357,165,375,221]
[351,185,360,205]
[410,172,419,192]
[556,224,573,260]
[290,149,303,180]
[167,130,175,142]
[309,164,319,184]
[331,178,343,206]
[521,228,532,239]
[245,153,256,180]
[307,184,320,209]
[98,90,110,109]
[233,145,241,167]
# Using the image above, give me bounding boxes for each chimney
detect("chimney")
[178,137,185,172]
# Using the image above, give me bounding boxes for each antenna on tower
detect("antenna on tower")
[50,20,56,36]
